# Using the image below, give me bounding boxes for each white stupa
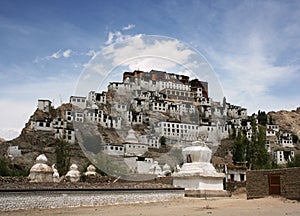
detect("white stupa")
[173,141,227,196]
[125,129,138,143]
[84,165,97,176]
[52,164,60,182]
[65,164,81,182]
[29,154,53,182]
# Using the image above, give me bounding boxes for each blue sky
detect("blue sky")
[1,0,300,139]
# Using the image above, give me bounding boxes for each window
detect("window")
[240,174,245,181]
[186,154,192,163]
[230,174,234,181]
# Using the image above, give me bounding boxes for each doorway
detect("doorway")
[269,174,281,195]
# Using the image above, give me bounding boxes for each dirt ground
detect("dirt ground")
[2,194,300,216]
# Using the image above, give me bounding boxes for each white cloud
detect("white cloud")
[122,24,135,31]
[85,49,97,57]
[62,49,72,58]
[47,50,62,60]
[35,49,74,62]
[127,57,177,72]
[82,33,202,82]
[104,31,133,45]
[102,34,196,70]
[0,76,77,140]
[105,32,115,45]
[81,33,226,101]
[0,128,21,141]
[0,99,36,140]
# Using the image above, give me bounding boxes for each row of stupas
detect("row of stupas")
[28,154,97,183]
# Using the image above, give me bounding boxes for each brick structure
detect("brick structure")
[246,167,300,200]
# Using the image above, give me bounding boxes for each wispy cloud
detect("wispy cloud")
[46,49,72,60]
[122,24,135,31]
[34,49,73,62]
[85,49,97,57]
[204,1,300,113]
[104,31,133,45]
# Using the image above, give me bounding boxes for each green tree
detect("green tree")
[159,136,167,148]
[292,134,299,144]
[230,126,237,139]
[232,130,247,164]
[247,120,269,169]
[269,116,274,125]
[257,110,268,126]
[287,154,300,167]
[0,158,11,176]
[253,125,269,169]
[55,139,71,175]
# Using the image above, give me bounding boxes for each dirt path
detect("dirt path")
[2,195,299,216]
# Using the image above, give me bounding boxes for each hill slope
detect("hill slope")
[268,107,300,138]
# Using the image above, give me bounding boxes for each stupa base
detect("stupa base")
[173,174,225,191]
[185,189,230,198]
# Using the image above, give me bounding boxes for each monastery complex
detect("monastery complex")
[25,70,296,176]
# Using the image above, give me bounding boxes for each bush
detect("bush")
[0,158,28,176]
[287,154,300,167]
[55,139,71,175]
[0,158,11,176]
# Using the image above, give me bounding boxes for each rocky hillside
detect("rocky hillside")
[268,107,300,138]
[2,103,300,176]
[0,137,5,143]
[0,105,88,175]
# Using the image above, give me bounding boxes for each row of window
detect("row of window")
[161,123,198,130]
[127,145,146,149]
[160,82,189,90]
[165,89,193,97]
[105,146,124,151]
[72,98,86,103]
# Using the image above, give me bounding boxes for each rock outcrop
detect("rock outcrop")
[268,107,300,138]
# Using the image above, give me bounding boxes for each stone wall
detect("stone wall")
[226,181,246,193]
[82,175,173,185]
[0,176,173,190]
[246,167,300,200]
[0,177,29,183]
[0,189,184,211]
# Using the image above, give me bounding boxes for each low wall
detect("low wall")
[0,176,173,185]
[226,181,246,193]
[0,188,184,211]
[246,167,300,200]
[0,176,173,191]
